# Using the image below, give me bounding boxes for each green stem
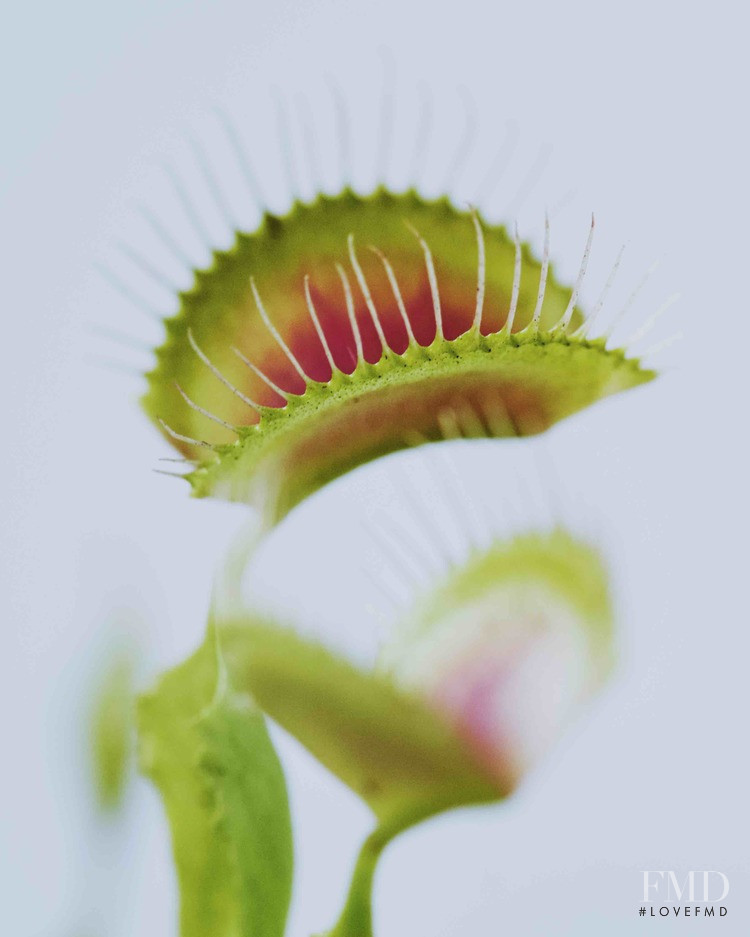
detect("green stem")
[325,809,425,937]
[327,828,387,937]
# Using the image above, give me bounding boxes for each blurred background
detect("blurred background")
[2,1,748,934]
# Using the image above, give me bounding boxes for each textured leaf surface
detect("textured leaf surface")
[138,633,293,937]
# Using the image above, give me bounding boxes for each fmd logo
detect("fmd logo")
[643,871,729,902]
[639,871,729,918]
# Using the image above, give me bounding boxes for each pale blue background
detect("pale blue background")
[2,1,748,935]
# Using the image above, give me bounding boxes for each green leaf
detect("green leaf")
[220,620,503,828]
[137,630,293,937]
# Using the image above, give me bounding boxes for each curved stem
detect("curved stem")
[327,827,386,937]
[325,808,426,937]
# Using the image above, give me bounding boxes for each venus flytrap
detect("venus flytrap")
[144,190,653,527]
[209,528,613,937]
[117,95,665,936]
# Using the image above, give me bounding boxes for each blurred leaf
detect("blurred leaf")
[89,648,134,812]
[218,531,612,830]
[406,529,613,649]
[138,630,293,937]
[220,620,503,827]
